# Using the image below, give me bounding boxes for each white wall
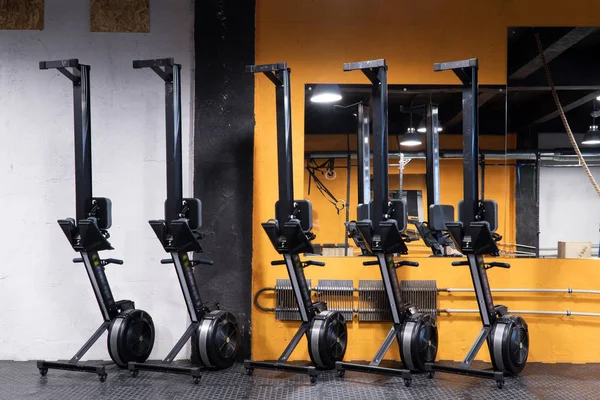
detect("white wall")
[539,166,600,257]
[0,0,195,360]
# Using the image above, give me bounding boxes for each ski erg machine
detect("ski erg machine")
[335,59,438,387]
[127,58,240,384]
[37,59,155,382]
[425,58,529,389]
[243,62,348,384]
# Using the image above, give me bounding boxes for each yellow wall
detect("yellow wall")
[253,0,600,362]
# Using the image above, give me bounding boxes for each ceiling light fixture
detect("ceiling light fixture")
[583,99,600,146]
[401,127,422,146]
[401,107,422,146]
[310,84,342,103]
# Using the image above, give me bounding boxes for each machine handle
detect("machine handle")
[103,258,124,265]
[451,260,469,266]
[486,262,511,269]
[161,258,174,264]
[192,259,214,266]
[395,261,419,268]
[271,260,286,266]
[363,260,379,266]
[73,257,123,265]
[303,260,325,267]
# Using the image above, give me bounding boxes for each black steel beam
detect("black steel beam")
[510,27,598,81]
[531,90,600,126]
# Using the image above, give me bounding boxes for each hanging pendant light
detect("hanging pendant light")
[310,84,342,103]
[401,107,422,146]
[401,127,422,146]
[583,99,600,146]
[583,125,600,145]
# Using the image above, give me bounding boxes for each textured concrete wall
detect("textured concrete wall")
[0,0,195,360]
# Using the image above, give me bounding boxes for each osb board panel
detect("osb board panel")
[90,0,149,33]
[0,0,44,30]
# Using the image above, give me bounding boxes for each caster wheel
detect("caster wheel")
[39,368,48,377]
[497,380,505,389]
[337,370,345,378]
[193,377,201,384]
[310,375,317,385]
[427,371,435,379]
[99,374,107,383]
[130,370,139,378]
[404,378,412,387]
[245,368,254,376]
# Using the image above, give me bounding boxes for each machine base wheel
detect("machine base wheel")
[404,378,412,387]
[427,371,435,379]
[337,370,345,378]
[490,315,529,375]
[193,377,201,384]
[310,375,317,385]
[497,379,505,389]
[399,314,438,372]
[130,370,139,378]
[108,309,155,368]
[99,374,107,383]
[245,368,254,376]
[308,311,347,369]
[39,368,48,377]
[194,311,240,370]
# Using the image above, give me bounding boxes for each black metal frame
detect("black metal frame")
[37,59,131,381]
[335,59,415,383]
[243,62,328,382]
[127,58,208,382]
[425,58,505,385]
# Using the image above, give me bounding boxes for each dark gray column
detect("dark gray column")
[194,0,255,359]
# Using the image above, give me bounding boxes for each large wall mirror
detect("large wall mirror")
[508,27,600,258]
[304,83,510,258]
[303,27,600,259]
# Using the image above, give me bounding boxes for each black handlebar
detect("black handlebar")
[487,262,511,269]
[304,260,325,267]
[73,257,123,265]
[451,260,469,266]
[161,258,213,266]
[363,260,379,266]
[271,259,325,267]
[395,261,419,268]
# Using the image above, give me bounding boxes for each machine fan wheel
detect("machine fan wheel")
[490,315,529,375]
[107,309,155,368]
[399,314,438,372]
[194,311,240,370]
[308,311,347,369]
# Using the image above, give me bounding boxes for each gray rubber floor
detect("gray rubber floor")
[0,360,597,399]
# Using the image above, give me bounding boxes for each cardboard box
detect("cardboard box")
[557,241,592,259]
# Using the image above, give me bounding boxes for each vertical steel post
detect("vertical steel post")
[357,104,371,206]
[73,65,93,222]
[165,64,183,223]
[425,103,441,210]
[462,66,479,232]
[274,68,294,224]
[370,66,388,228]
